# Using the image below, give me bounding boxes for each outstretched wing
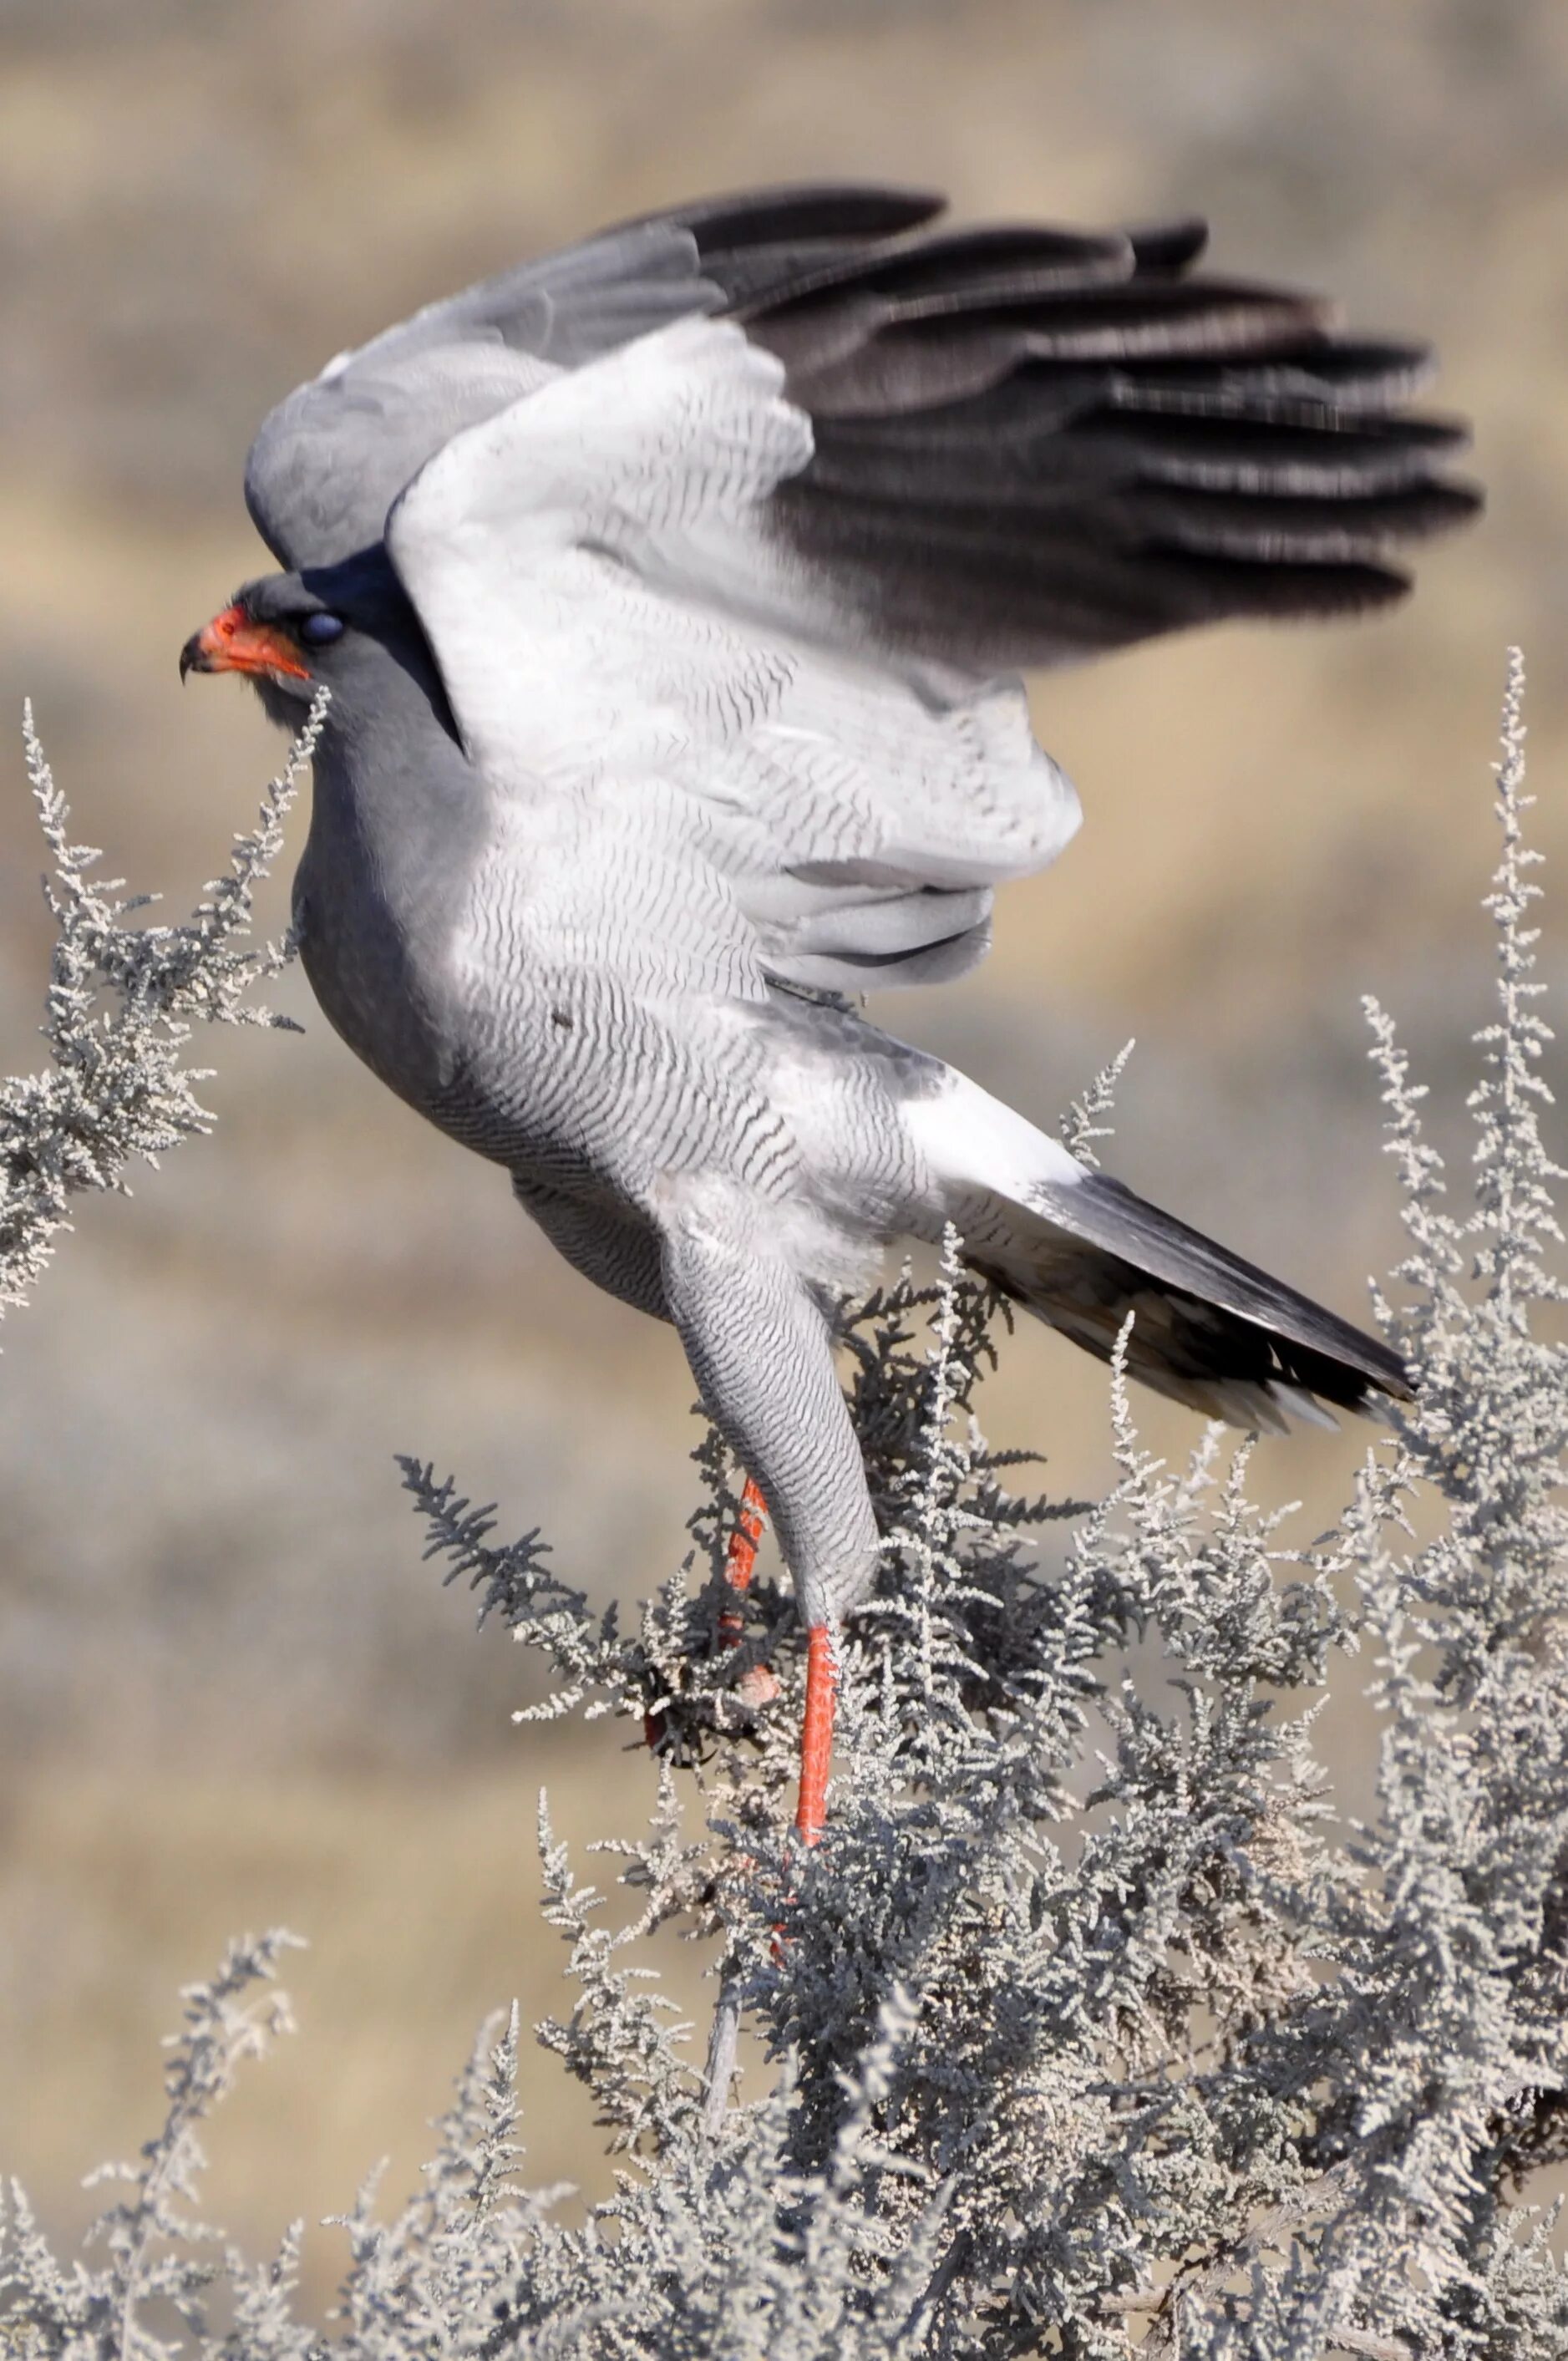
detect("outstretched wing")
[244,185,942,571]
[259,181,1477,997]
[251,180,1478,654]
[753,214,1478,667]
[385,313,1079,998]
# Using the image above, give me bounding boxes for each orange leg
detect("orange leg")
[794,1623,838,1846]
[723,1475,780,1708]
[645,1475,777,1751]
[773,1628,838,1957]
[719,1475,769,1632]
[721,1479,839,1842]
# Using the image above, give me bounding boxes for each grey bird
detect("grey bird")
[180,184,1478,1840]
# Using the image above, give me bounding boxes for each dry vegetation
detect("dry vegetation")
[1,0,1565,2304]
[3,661,1567,2355]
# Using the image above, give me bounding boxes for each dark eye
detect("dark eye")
[300,612,346,646]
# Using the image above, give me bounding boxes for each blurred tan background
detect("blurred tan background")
[1,0,1564,2306]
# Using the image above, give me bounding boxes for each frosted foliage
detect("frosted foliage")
[0,696,325,1320]
[4,655,1568,2358]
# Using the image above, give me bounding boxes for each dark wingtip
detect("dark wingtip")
[1127,217,1211,273]
[677,182,949,251]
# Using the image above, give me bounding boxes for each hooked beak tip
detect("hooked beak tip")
[177,605,312,687]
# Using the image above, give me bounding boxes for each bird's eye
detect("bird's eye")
[299,612,346,646]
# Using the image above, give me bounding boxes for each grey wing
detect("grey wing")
[385,316,1082,1001]
[248,183,1479,653]
[244,185,941,570]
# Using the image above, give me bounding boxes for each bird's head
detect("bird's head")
[180,571,353,728]
[180,550,448,734]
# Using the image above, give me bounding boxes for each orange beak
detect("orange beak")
[179,603,312,684]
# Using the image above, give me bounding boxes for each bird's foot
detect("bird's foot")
[643,1475,777,1754]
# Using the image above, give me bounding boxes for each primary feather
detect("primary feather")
[200,182,1470,1633]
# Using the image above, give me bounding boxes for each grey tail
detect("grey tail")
[967,1169,1411,1434]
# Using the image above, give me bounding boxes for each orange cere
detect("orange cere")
[185,603,311,680]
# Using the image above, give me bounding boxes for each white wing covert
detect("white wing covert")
[385,314,1081,999]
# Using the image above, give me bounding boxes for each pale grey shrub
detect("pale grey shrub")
[3,657,1566,2358]
[0,693,325,1319]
